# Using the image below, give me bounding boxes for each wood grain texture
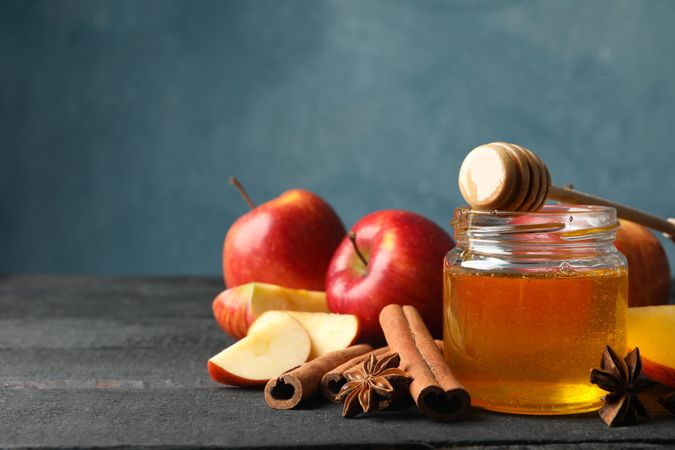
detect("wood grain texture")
[0,275,222,319]
[2,388,674,449]
[0,276,673,449]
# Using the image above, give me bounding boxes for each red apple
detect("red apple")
[224,181,345,291]
[326,210,455,343]
[614,219,670,307]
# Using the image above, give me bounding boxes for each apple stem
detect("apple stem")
[229,176,256,210]
[349,232,368,267]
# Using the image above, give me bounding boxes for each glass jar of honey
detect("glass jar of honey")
[443,205,627,415]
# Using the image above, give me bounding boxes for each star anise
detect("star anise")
[336,352,410,418]
[590,345,657,427]
[659,391,675,414]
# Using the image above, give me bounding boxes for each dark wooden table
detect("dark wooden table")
[1,275,674,449]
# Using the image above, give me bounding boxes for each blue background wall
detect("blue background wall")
[2,0,675,275]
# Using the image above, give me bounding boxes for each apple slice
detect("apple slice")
[212,282,329,339]
[249,311,359,360]
[627,305,675,388]
[208,312,310,386]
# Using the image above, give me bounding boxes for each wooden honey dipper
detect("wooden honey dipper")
[458,142,675,236]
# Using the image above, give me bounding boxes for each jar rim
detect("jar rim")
[455,204,617,218]
[452,204,619,242]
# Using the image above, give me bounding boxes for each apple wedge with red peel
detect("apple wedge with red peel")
[212,282,329,339]
[249,311,360,360]
[208,312,311,387]
[627,305,675,388]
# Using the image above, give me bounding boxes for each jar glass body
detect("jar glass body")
[443,205,627,415]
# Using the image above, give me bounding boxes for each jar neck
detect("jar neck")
[452,205,620,258]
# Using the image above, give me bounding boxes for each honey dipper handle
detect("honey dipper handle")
[548,185,675,236]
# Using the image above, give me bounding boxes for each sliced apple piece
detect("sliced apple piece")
[208,312,310,386]
[212,282,329,339]
[249,311,359,360]
[627,305,675,388]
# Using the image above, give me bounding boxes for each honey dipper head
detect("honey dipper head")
[458,142,550,211]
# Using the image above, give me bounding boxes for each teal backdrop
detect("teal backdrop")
[2,0,675,275]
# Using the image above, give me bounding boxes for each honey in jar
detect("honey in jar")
[443,205,628,415]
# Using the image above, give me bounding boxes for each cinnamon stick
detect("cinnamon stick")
[379,304,470,421]
[264,344,372,409]
[320,340,445,403]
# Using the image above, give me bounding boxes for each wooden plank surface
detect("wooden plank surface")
[1,275,674,449]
